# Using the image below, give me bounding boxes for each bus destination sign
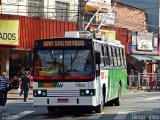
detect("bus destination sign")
[43,40,85,47]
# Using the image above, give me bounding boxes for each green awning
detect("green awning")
[149,56,160,61]
[131,55,155,61]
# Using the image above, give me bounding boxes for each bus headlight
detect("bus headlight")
[33,90,47,97]
[80,89,95,96]
[38,90,42,95]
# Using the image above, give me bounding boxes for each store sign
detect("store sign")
[0,20,19,46]
[97,29,116,40]
[103,11,116,26]
[137,32,153,51]
[7,0,17,4]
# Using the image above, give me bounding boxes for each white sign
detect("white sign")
[103,11,116,26]
[87,0,111,9]
[137,32,153,51]
[7,0,17,4]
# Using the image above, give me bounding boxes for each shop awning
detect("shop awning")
[149,56,160,61]
[130,55,155,61]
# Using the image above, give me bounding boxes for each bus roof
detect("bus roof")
[64,31,124,48]
[93,39,124,48]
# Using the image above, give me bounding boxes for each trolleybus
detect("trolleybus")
[33,31,127,113]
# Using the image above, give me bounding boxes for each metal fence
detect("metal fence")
[128,72,160,90]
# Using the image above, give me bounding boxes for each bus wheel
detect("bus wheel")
[95,103,103,113]
[114,83,121,106]
[114,97,120,106]
[47,106,55,112]
[95,96,104,113]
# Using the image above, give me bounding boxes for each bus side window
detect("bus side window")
[120,48,124,67]
[118,48,122,67]
[116,47,121,66]
[115,47,119,67]
[108,46,113,66]
[100,45,105,67]
[105,46,110,66]
[122,48,126,66]
[112,46,117,67]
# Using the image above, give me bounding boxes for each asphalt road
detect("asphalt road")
[1,90,160,120]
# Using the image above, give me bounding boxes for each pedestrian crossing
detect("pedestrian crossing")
[2,108,160,120]
[3,94,160,120]
[1,110,34,120]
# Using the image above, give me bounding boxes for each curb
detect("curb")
[7,98,33,100]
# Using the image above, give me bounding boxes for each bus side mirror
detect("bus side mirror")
[95,52,101,64]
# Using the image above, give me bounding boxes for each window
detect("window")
[28,0,44,18]
[100,45,106,67]
[108,46,113,66]
[122,49,126,66]
[120,48,124,66]
[55,1,69,21]
[84,12,96,24]
[105,46,110,66]
[115,47,120,66]
[117,47,121,66]
[35,49,94,78]
[112,46,117,66]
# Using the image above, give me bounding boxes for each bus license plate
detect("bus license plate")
[57,99,69,103]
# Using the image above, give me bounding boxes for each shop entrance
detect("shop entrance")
[9,49,33,88]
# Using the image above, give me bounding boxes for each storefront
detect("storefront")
[0,14,77,82]
[128,31,159,74]
[0,48,32,86]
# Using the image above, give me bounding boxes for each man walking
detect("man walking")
[0,72,9,106]
[21,72,30,102]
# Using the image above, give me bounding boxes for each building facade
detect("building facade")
[0,14,77,80]
[0,0,79,21]
[0,0,159,80]
[119,0,159,33]
[113,1,147,31]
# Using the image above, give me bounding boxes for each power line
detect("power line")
[1,1,160,16]
[0,1,159,30]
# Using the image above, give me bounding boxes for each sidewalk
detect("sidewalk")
[7,88,160,100]
[7,88,33,100]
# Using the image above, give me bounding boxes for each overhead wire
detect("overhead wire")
[0,1,159,30]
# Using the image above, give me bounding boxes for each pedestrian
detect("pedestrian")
[128,69,134,90]
[20,71,30,102]
[27,71,33,88]
[0,72,10,106]
[18,77,23,96]
[154,68,159,89]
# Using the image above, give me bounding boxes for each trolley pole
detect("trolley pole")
[77,0,85,30]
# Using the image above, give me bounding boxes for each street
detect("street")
[1,89,160,120]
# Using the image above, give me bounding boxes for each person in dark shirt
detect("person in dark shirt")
[21,72,30,102]
[0,72,9,106]
[84,60,94,74]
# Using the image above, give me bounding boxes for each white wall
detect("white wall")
[0,0,27,16]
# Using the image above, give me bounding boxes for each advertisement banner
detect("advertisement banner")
[98,29,116,40]
[137,32,153,51]
[0,19,19,46]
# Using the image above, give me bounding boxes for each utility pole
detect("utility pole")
[77,0,85,30]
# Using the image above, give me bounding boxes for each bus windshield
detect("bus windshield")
[34,49,94,80]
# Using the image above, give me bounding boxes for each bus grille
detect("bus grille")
[47,90,80,97]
